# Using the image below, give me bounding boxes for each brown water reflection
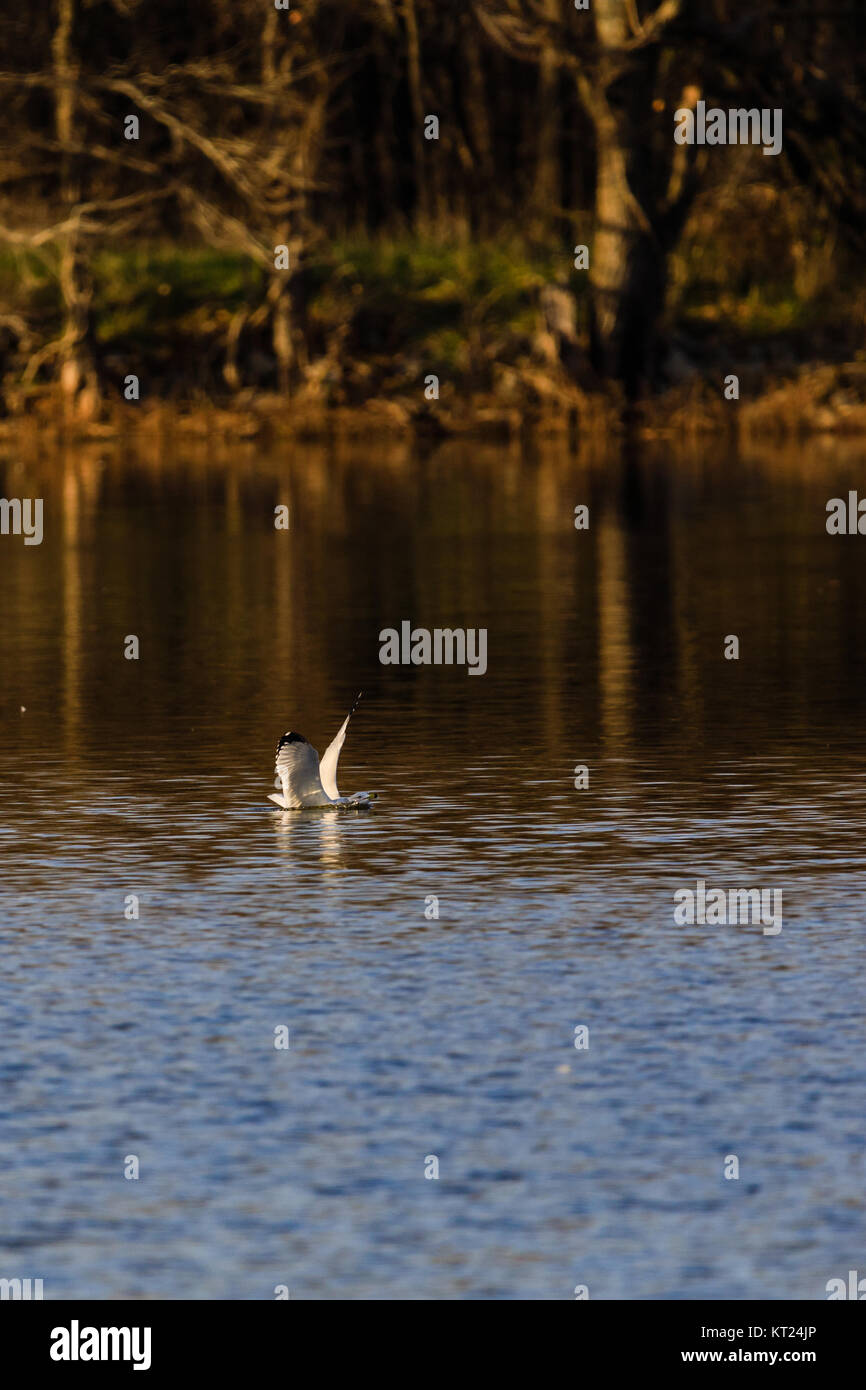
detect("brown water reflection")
[3,435,866,769]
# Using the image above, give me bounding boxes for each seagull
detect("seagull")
[268,692,377,810]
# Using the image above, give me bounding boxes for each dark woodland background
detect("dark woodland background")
[0,0,864,429]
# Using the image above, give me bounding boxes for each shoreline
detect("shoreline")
[2,359,866,443]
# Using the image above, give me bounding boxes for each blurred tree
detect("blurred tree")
[0,0,862,405]
[0,0,337,398]
[476,0,866,395]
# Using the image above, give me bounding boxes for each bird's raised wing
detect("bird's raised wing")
[274,732,332,808]
[318,692,363,800]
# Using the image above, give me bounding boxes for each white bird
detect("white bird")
[268,692,377,810]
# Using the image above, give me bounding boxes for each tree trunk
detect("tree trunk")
[57,238,95,398]
[589,95,667,396]
[52,0,97,414]
[530,0,561,237]
[269,275,293,395]
[462,29,496,236]
[587,0,684,397]
[402,0,430,230]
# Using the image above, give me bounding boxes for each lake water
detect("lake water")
[1,435,864,1300]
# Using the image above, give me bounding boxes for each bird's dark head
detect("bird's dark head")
[278,731,308,749]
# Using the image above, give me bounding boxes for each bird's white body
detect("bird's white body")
[268,694,376,809]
